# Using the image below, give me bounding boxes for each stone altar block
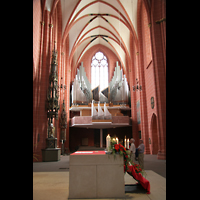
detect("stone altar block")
[69,151,125,199]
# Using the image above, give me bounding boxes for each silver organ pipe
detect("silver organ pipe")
[99,92,108,103]
[109,62,130,104]
[104,102,112,119]
[71,61,130,106]
[91,100,98,119]
[71,62,92,105]
[98,101,104,119]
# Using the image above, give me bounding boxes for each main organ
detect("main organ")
[71,61,130,106]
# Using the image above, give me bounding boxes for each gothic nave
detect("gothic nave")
[33,0,166,162]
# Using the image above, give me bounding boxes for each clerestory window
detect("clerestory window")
[91,51,108,92]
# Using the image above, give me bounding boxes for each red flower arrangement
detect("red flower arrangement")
[113,143,130,171]
[110,137,150,194]
[111,139,142,174]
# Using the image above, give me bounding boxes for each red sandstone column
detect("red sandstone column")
[38,10,50,156]
[64,35,70,153]
[129,33,139,147]
[137,50,150,154]
[150,0,166,160]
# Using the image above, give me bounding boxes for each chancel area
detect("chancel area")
[33,0,166,162]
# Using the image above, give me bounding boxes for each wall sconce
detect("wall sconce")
[60,83,66,90]
[58,77,66,90]
[58,77,67,101]
[132,78,142,92]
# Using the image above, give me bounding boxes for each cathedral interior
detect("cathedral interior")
[33,0,166,162]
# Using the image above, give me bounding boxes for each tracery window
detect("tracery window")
[91,52,108,92]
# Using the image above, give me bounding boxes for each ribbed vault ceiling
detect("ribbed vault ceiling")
[45,0,139,73]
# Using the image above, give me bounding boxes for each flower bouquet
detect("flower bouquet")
[108,137,150,194]
[109,137,143,174]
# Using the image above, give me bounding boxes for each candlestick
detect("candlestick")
[127,138,129,149]
[106,134,111,151]
[124,135,126,148]
[116,137,119,144]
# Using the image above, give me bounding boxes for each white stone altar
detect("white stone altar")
[68,151,125,199]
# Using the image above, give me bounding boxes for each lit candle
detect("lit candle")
[116,137,119,144]
[127,138,129,149]
[124,136,126,148]
[106,134,111,151]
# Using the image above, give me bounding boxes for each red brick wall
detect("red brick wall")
[150,0,166,159]
[33,9,51,162]
[33,0,43,162]
[33,1,63,161]
[33,0,68,161]
[33,0,42,159]
[137,3,150,155]
[64,35,71,153]
[136,0,166,158]
[141,1,157,155]
[129,33,140,148]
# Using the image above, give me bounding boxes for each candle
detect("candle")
[116,137,119,144]
[127,138,129,149]
[124,136,126,148]
[106,134,111,151]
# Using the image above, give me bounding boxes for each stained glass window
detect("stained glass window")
[91,52,108,91]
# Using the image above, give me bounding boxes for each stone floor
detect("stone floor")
[33,154,166,200]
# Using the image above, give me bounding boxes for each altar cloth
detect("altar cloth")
[70,150,106,155]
